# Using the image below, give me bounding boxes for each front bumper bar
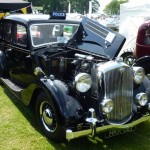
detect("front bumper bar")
[66,114,150,141]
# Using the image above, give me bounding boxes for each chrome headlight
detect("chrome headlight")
[136,93,148,106]
[101,99,113,113]
[75,73,92,93]
[133,67,145,84]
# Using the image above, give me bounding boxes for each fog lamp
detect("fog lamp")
[75,73,92,93]
[101,99,113,113]
[136,93,148,106]
[133,67,145,84]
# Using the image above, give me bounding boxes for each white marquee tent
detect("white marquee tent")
[118,0,150,56]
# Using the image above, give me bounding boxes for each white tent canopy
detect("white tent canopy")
[118,0,150,56]
[120,0,150,37]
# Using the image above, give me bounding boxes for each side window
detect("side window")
[0,23,2,39]
[145,28,150,45]
[0,22,2,39]
[3,22,12,42]
[15,24,27,47]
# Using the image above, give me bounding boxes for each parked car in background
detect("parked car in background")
[0,12,150,142]
[134,21,150,79]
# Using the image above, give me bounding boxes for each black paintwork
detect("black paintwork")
[0,14,150,140]
[0,14,85,122]
[67,17,126,60]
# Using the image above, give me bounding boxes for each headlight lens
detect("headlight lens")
[75,73,92,93]
[133,67,145,84]
[136,93,148,106]
[101,99,113,113]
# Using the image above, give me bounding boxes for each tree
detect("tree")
[29,0,66,13]
[71,0,89,14]
[71,0,100,14]
[104,0,128,15]
[92,0,100,13]
[29,0,100,14]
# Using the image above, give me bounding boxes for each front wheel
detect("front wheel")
[35,91,65,142]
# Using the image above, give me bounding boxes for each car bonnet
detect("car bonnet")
[66,17,126,60]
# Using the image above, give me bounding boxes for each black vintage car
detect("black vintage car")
[0,12,150,142]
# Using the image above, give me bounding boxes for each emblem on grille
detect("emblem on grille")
[119,67,125,74]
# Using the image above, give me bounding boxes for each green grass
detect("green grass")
[0,85,150,150]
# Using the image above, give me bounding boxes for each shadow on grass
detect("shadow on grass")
[63,122,150,150]
[2,85,150,150]
[1,86,61,147]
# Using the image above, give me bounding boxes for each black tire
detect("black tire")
[35,91,66,142]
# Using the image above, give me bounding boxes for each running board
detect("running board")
[0,77,23,99]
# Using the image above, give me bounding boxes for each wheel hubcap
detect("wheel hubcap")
[43,108,53,125]
[40,101,57,132]
[124,56,135,66]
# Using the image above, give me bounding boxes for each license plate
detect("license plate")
[105,126,136,138]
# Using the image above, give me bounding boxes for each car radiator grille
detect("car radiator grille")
[104,67,133,124]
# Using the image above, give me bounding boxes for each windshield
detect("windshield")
[30,23,79,47]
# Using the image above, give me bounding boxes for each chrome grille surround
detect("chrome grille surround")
[97,60,133,124]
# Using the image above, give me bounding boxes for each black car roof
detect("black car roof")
[3,14,81,24]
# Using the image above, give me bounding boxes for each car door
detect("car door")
[3,21,35,87]
[0,22,3,49]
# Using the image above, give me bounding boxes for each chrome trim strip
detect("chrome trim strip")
[66,114,150,141]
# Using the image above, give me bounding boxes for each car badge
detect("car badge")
[119,67,125,74]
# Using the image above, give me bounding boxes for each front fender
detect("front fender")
[134,76,150,101]
[21,78,83,121]
[134,56,150,75]
[40,78,83,120]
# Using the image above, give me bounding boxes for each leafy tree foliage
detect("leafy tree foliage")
[71,0,100,14]
[92,0,100,13]
[104,0,128,15]
[29,0,100,14]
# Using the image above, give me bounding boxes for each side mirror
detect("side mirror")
[34,67,45,76]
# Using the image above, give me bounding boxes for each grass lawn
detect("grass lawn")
[0,85,150,150]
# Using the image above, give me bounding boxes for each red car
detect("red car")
[134,21,150,77]
[135,21,150,59]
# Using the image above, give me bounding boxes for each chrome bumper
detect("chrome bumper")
[66,114,150,141]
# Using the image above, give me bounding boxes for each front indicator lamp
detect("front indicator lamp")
[136,93,148,106]
[101,99,113,113]
[133,67,145,84]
